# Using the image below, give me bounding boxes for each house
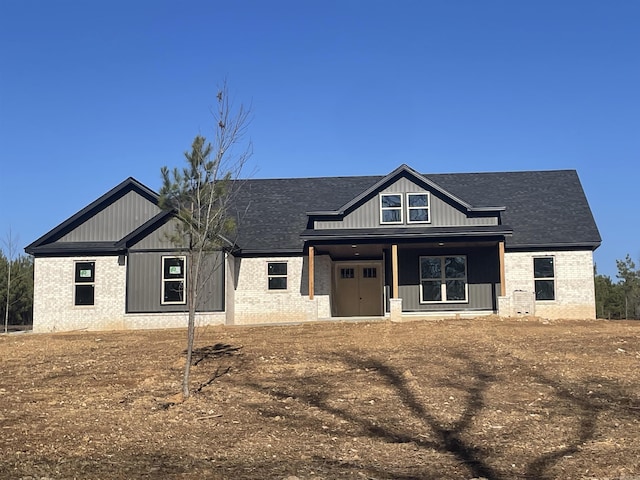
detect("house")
[25,164,601,332]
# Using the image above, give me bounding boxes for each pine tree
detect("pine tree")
[158,82,251,398]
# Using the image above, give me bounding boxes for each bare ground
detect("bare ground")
[1,317,639,480]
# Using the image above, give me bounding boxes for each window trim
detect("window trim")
[419,255,469,304]
[74,260,95,306]
[533,256,556,301]
[379,193,404,225]
[161,256,187,305]
[267,261,288,291]
[407,192,431,224]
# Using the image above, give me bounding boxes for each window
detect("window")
[380,194,403,224]
[420,256,468,303]
[363,267,377,278]
[162,256,186,304]
[340,267,355,279]
[407,193,430,223]
[534,257,555,301]
[268,262,287,290]
[75,261,95,306]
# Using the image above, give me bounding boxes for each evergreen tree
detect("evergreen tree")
[616,254,640,319]
[159,82,251,399]
[594,271,624,319]
[0,249,33,331]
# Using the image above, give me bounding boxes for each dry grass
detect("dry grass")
[1,317,639,479]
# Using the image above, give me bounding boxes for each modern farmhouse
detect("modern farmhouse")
[25,164,601,332]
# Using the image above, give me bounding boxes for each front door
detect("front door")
[334,262,383,316]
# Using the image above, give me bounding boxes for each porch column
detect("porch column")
[499,241,506,297]
[392,244,399,298]
[308,245,315,300]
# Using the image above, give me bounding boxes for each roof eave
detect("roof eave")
[25,177,159,253]
[26,243,124,257]
[506,241,602,251]
[300,228,514,241]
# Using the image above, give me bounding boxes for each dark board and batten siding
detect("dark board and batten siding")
[397,246,500,312]
[126,217,225,313]
[58,191,162,242]
[126,251,225,313]
[314,177,498,230]
[130,219,181,250]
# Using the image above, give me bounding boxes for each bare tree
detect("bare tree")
[159,81,252,399]
[2,227,19,334]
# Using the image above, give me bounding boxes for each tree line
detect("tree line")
[1,245,33,332]
[595,254,640,320]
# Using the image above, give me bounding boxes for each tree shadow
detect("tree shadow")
[519,366,640,480]
[187,343,243,393]
[241,349,640,479]
[244,350,502,479]
[190,343,242,366]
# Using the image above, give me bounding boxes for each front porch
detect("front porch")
[304,236,508,322]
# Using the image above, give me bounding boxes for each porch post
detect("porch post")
[308,245,315,300]
[392,244,399,298]
[499,241,506,297]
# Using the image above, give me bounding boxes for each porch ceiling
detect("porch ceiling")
[313,240,501,259]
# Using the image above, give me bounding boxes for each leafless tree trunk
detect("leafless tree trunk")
[159,80,252,399]
[3,228,18,334]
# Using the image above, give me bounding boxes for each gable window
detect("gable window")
[74,261,95,306]
[420,256,468,303]
[162,256,186,304]
[268,262,288,290]
[380,194,403,224]
[407,193,430,223]
[534,257,555,301]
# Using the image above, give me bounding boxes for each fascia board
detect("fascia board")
[25,177,159,254]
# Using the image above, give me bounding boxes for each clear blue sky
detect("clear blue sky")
[1,0,638,279]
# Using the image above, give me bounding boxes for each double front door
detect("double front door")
[334,262,383,316]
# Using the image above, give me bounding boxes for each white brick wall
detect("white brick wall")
[500,250,596,319]
[33,256,225,333]
[33,256,127,332]
[232,255,331,325]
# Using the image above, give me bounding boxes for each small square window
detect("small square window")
[380,194,403,224]
[75,262,95,306]
[363,267,377,278]
[341,268,355,279]
[407,193,430,223]
[268,262,288,290]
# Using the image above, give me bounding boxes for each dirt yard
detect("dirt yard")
[1,317,639,480]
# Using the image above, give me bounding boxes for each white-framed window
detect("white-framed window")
[534,257,555,301]
[407,193,430,223]
[162,256,186,304]
[419,255,468,303]
[74,261,95,306]
[267,262,288,290]
[380,193,403,224]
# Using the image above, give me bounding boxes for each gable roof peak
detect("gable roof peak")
[306,163,505,217]
[25,177,160,254]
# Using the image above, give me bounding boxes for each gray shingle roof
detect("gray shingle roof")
[231,169,601,253]
[26,168,601,257]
